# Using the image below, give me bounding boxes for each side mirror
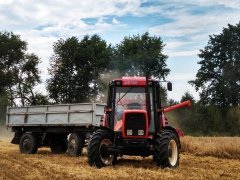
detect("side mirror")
[167,82,172,91]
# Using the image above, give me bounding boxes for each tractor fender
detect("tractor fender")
[162,126,183,148]
[96,126,115,135]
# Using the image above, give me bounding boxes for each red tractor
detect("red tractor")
[87,77,190,168]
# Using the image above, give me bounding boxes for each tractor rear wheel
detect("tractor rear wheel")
[19,133,38,154]
[154,130,180,168]
[87,129,116,168]
[68,133,84,157]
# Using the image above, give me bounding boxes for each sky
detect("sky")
[1,0,240,101]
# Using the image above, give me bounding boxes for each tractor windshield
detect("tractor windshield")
[114,87,153,131]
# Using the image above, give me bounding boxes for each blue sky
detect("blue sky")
[1,0,240,101]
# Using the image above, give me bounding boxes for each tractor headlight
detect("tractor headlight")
[127,129,132,135]
[138,130,144,136]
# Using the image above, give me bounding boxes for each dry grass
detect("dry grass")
[181,136,240,159]
[0,137,240,179]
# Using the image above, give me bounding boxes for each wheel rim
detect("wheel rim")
[99,139,114,165]
[23,138,32,152]
[168,139,178,166]
[69,139,76,153]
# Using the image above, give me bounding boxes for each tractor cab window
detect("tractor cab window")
[114,87,153,131]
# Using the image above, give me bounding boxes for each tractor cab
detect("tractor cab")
[87,76,190,169]
[104,77,161,137]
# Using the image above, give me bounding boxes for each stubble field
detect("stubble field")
[0,136,239,180]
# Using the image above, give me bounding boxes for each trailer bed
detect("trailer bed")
[6,103,105,127]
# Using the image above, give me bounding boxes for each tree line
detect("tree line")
[0,22,239,135]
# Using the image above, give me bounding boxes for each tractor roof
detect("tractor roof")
[113,76,154,86]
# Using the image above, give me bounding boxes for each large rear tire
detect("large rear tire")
[19,133,38,154]
[154,130,180,168]
[68,133,84,157]
[87,129,116,168]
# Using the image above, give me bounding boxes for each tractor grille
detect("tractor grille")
[124,113,146,136]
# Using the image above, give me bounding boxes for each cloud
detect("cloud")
[1,0,240,100]
[0,0,135,82]
[187,0,240,10]
[166,72,199,101]
[112,18,120,25]
[148,2,240,58]
[168,73,196,81]
[165,50,199,58]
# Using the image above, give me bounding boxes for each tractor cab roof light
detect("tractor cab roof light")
[115,81,122,86]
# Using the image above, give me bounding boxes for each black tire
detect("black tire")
[87,129,116,168]
[154,130,180,168]
[50,138,68,154]
[68,133,84,157]
[19,133,38,154]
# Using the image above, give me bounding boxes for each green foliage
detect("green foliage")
[167,91,240,136]
[181,91,196,104]
[0,32,26,95]
[31,93,50,105]
[112,32,170,115]
[113,32,170,79]
[186,22,240,135]
[47,35,112,103]
[0,31,41,106]
[0,95,8,126]
[190,22,240,107]
[226,107,240,135]
[160,85,168,106]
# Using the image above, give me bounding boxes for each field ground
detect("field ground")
[0,137,240,180]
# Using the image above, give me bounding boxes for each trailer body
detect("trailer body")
[6,103,104,127]
[6,103,105,155]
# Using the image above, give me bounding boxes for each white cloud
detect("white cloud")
[168,82,199,101]
[165,50,199,58]
[1,0,240,100]
[188,0,240,10]
[168,73,196,81]
[0,0,13,5]
[149,4,240,58]
[166,72,199,101]
[0,0,136,83]
[112,18,120,25]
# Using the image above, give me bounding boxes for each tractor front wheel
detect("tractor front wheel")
[87,129,116,168]
[154,130,180,168]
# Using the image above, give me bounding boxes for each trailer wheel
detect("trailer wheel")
[154,130,180,168]
[19,133,38,154]
[87,129,116,168]
[50,138,68,154]
[68,133,84,157]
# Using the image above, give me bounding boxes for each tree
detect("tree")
[0,95,8,126]
[113,32,170,79]
[31,93,50,105]
[113,32,170,121]
[0,32,41,106]
[190,22,240,107]
[47,35,112,103]
[181,91,196,104]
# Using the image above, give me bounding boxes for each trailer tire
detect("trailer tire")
[50,138,68,154]
[87,129,116,168]
[154,130,180,168]
[19,133,38,154]
[68,133,84,157]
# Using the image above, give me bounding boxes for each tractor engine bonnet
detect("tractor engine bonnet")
[122,110,148,138]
